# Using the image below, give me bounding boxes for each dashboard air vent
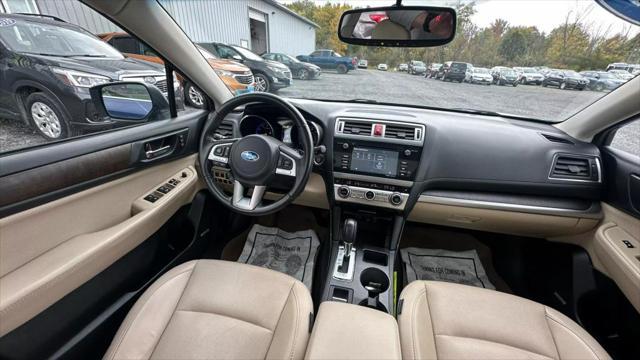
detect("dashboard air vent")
[385,124,419,140]
[550,155,599,181]
[214,121,234,139]
[342,121,372,136]
[541,133,574,145]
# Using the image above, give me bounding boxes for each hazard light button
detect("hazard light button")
[373,124,383,136]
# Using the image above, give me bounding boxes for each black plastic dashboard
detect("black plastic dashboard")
[218,99,602,206]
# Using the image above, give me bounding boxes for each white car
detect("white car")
[357,59,368,69]
[517,67,545,85]
[465,67,493,85]
[608,69,635,81]
[377,63,388,71]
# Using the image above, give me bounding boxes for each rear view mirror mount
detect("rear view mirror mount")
[338,6,456,47]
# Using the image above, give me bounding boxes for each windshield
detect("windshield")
[230,45,263,61]
[0,17,123,58]
[474,68,489,74]
[197,46,217,60]
[564,70,580,77]
[284,54,301,63]
[170,0,639,122]
[598,72,616,79]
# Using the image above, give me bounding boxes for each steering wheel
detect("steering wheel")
[199,92,314,216]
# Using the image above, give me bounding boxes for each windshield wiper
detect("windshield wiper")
[451,108,510,117]
[70,54,108,58]
[349,98,379,104]
[18,52,73,57]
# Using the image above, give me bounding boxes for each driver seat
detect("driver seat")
[103,260,313,360]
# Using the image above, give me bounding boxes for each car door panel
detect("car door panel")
[0,108,208,338]
[594,203,640,313]
[0,154,201,337]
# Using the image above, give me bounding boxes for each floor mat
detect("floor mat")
[401,247,495,289]
[237,224,320,289]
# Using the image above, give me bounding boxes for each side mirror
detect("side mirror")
[90,82,169,121]
[232,55,243,62]
[338,6,456,47]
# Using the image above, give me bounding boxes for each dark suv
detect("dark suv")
[438,61,470,82]
[0,14,176,141]
[199,42,291,93]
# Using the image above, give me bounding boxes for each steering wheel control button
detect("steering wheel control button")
[390,193,403,206]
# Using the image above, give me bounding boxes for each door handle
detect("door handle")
[145,145,171,159]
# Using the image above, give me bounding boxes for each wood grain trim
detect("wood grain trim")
[0,144,131,207]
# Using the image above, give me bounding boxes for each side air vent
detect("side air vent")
[385,124,419,140]
[214,121,234,139]
[342,120,373,136]
[541,133,574,145]
[550,155,600,182]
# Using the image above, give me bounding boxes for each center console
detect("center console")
[321,117,426,314]
[332,117,425,210]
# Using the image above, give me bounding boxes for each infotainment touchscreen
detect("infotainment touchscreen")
[350,147,399,177]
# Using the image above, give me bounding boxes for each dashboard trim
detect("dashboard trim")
[333,172,414,187]
[418,193,602,219]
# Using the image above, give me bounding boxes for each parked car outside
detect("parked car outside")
[262,53,321,80]
[608,69,635,81]
[493,68,519,86]
[408,60,427,75]
[579,71,626,92]
[200,43,291,92]
[377,63,388,71]
[542,70,589,90]
[425,63,442,78]
[490,66,510,81]
[398,63,408,72]
[437,61,470,82]
[100,32,254,107]
[465,67,493,85]
[296,49,356,74]
[516,67,545,85]
[357,59,368,69]
[0,14,179,140]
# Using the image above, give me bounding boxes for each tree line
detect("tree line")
[286,1,640,70]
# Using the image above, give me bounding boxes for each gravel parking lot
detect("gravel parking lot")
[1,69,637,156]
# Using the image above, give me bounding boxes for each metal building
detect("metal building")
[3,0,318,56]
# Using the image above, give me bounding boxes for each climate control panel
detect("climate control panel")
[333,177,411,210]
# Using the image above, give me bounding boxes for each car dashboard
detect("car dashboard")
[209,98,603,236]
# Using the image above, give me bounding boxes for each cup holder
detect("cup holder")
[360,267,390,296]
[359,268,390,312]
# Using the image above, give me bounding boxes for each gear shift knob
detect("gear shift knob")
[342,218,357,256]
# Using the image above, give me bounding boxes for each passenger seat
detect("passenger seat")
[397,281,611,360]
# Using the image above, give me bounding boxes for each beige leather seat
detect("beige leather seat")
[398,281,611,360]
[103,260,313,360]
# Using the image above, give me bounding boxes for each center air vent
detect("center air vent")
[385,124,419,140]
[550,155,600,182]
[342,120,372,136]
[335,118,425,144]
[214,121,234,139]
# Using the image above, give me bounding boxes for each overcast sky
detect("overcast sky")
[279,0,640,36]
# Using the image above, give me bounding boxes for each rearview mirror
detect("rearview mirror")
[90,82,169,121]
[338,6,456,47]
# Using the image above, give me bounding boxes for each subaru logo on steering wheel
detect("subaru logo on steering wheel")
[240,151,259,161]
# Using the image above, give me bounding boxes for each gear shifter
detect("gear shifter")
[335,218,357,278]
[342,218,357,258]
